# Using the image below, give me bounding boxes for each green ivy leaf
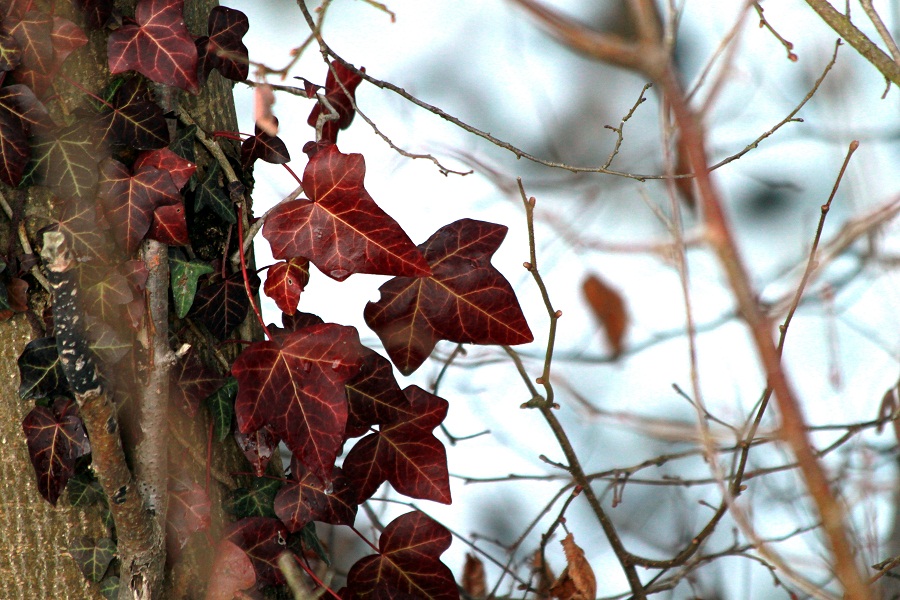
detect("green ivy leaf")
[99,575,120,600]
[206,377,237,441]
[170,251,214,318]
[227,477,282,518]
[195,161,236,223]
[17,336,69,400]
[67,471,104,507]
[298,522,330,566]
[69,537,116,582]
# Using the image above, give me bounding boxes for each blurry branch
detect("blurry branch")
[859,0,900,64]
[508,0,869,597]
[753,2,798,61]
[803,0,900,86]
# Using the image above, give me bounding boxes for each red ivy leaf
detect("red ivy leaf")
[134,147,196,190]
[0,84,54,135]
[240,121,290,171]
[98,158,181,254]
[365,219,533,375]
[307,60,364,143]
[263,258,309,315]
[171,351,223,417]
[96,78,169,150]
[55,199,116,264]
[51,16,88,65]
[263,143,430,282]
[205,540,257,600]
[225,517,290,586]
[108,0,199,93]
[274,463,357,532]
[345,511,458,600]
[148,202,189,245]
[8,11,53,89]
[22,398,91,505]
[167,482,212,550]
[232,323,365,480]
[0,29,22,72]
[197,6,249,83]
[235,425,279,477]
[344,350,409,439]
[0,110,27,186]
[343,385,450,504]
[72,0,116,30]
[189,272,254,340]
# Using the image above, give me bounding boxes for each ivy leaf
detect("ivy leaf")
[234,425,278,477]
[263,258,309,316]
[17,336,70,400]
[263,143,430,281]
[97,158,181,254]
[240,122,290,171]
[365,219,534,375]
[170,252,214,318]
[99,576,120,600]
[50,17,88,66]
[227,476,282,519]
[8,11,53,91]
[107,0,199,93]
[134,147,196,190]
[28,123,99,200]
[171,351,222,417]
[189,272,253,340]
[55,199,117,264]
[72,0,116,30]
[307,60,365,143]
[197,6,249,83]
[343,385,450,504]
[344,350,410,439]
[95,77,168,150]
[0,84,54,135]
[0,29,22,72]
[22,398,91,505]
[68,537,116,582]
[206,376,237,442]
[274,464,357,532]
[167,482,212,550]
[0,110,27,186]
[169,123,197,163]
[67,470,104,507]
[232,323,366,480]
[225,517,290,585]
[345,511,458,600]
[148,202,189,245]
[205,540,257,600]
[195,161,236,223]
[82,268,133,323]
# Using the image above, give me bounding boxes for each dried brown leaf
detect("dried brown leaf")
[461,553,487,598]
[531,550,555,599]
[582,274,629,358]
[550,533,596,600]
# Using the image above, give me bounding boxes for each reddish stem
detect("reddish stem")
[58,74,114,109]
[282,163,302,185]
[350,526,380,553]
[292,554,343,600]
[212,130,248,141]
[235,204,272,340]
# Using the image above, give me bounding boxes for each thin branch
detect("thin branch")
[858,0,900,63]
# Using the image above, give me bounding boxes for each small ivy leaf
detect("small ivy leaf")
[170,252,214,318]
[97,158,181,254]
[171,351,223,417]
[108,0,199,93]
[365,219,534,375]
[307,60,365,143]
[232,323,366,480]
[68,537,116,582]
[28,122,100,200]
[148,202,189,245]
[51,17,89,66]
[67,470,104,507]
[55,199,117,264]
[98,575,120,600]
[225,517,290,586]
[343,385,451,504]
[8,11,54,91]
[167,483,212,550]
[240,122,290,171]
[296,521,330,566]
[274,464,357,532]
[84,316,133,365]
[0,110,28,186]
[22,398,91,505]
[96,77,169,150]
[227,476,282,519]
[72,0,116,30]
[195,161,237,223]
[263,143,430,281]
[17,336,70,400]
[134,147,196,190]
[0,29,22,72]
[281,311,324,333]
[234,425,278,477]
[345,511,458,600]
[189,272,254,340]
[205,540,257,600]
[582,273,629,358]
[197,6,249,83]
[0,84,54,135]
[263,258,309,316]
[169,123,197,163]
[344,350,410,439]
[206,376,237,442]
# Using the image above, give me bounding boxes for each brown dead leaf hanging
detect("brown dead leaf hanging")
[582,273,629,358]
[550,533,597,600]
[461,553,487,598]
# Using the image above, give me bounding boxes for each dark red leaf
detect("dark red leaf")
[274,464,357,532]
[189,272,253,340]
[55,199,116,264]
[22,398,91,505]
[0,84,54,135]
[148,202,189,245]
[226,517,290,585]
[343,385,450,504]
[344,350,409,439]
[197,6,249,83]
[205,540,257,600]
[98,158,181,254]
[232,323,365,480]
[240,122,290,171]
[307,60,364,143]
[281,311,324,333]
[108,0,199,93]
[365,219,533,375]
[167,482,212,550]
[8,11,53,91]
[51,16,88,65]
[171,351,223,417]
[0,29,22,72]
[263,143,430,281]
[234,425,278,477]
[72,0,116,30]
[134,147,196,190]
[17,336,70,401]
[263,258,309,315]
[29,122,100,200]
[82,268,133,322]
[96,78,169,150]
[0,110,28,186]
[345,511,458,600]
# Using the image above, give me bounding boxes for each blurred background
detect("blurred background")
[226,1,900,598]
